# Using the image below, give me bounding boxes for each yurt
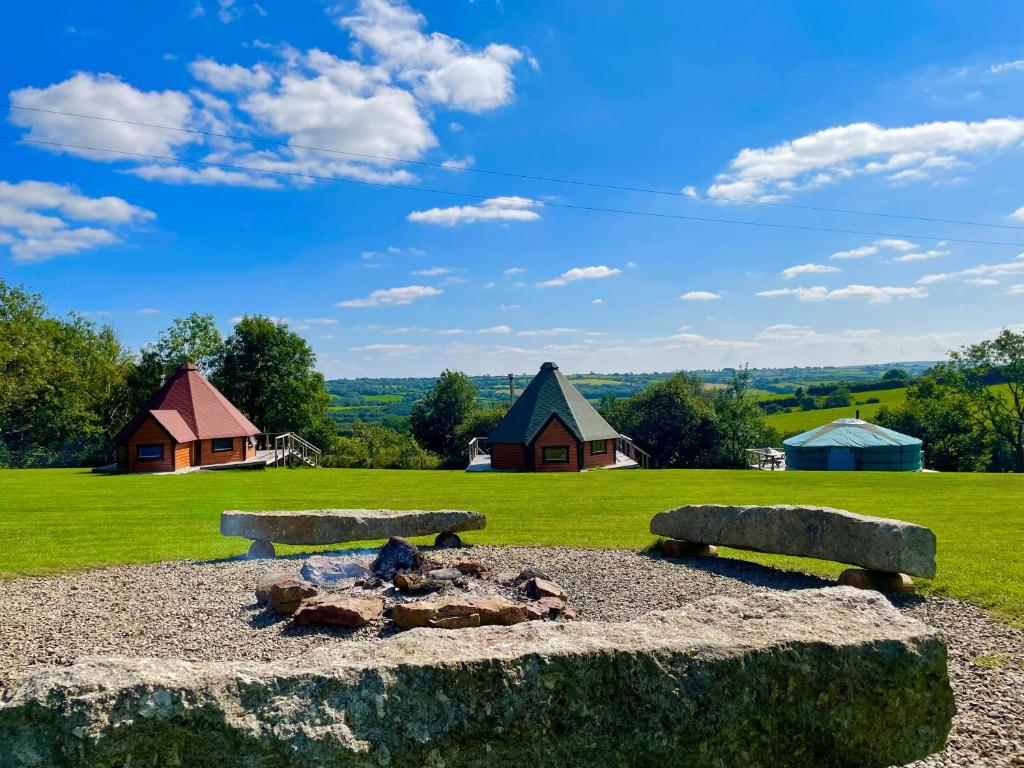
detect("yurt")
[783,418,923,471]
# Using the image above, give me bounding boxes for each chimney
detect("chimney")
[507,373,515,401]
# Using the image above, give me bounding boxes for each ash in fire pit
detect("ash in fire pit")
[256,537,575,631]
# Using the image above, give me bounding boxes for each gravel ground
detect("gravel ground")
[0,546,1021,767]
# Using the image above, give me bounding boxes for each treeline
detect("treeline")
[875,330,1024,473]
[759,369,909,414]
[0,280,335,468]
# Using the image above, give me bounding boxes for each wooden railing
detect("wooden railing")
[256,432,322,467]
[617,434,651,469]
[468,437,489,463]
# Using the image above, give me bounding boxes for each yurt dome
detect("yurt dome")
[783,418,923,472]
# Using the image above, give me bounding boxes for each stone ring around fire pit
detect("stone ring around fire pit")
[220,508,487,559]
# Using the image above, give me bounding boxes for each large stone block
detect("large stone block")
[0,588,953,768]
[220,508,486,545]
[650,504,936,577]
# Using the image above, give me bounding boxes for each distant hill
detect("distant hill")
[324,362,936,432]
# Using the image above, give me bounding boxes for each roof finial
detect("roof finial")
[540,361,558,370]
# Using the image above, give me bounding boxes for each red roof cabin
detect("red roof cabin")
[114,363,260,473]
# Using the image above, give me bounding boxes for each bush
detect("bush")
[321,423,440,469]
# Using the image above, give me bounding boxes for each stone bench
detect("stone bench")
[650,504,936,592]
[221,508,486,558]
[0,588,953,766]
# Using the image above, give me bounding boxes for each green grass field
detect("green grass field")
[766,387,908,434]
[1,468,1022,626]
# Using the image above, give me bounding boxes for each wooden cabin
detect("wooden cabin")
[114,362,260,473]
[486,362,623,472]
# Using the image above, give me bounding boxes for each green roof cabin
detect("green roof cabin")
[469,362,648,472]
[783,418,923,471]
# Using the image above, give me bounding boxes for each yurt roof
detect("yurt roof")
[783,418,921,449]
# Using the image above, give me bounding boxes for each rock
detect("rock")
[221,508,486,545]
[514,567,551,584]
[660,539,718,558]
[300,556,374,586]
[429,614,481,630]
[452,561,491,577]
[427,568,463,581]
[522,577,566,600]
[246,539,275,559]
[838,568,916,594]
[433,531,463,548]
[293,595,383,628]
[536,596,571,619]
[0,588,954,768]
[371,537,423,580]
[392,572,442,594]
[266,578,317,615]
[650,504,937,578]
[392,596,528,630]
[493,570,519,585]
[525,603,546,621]
[255,572,300,606]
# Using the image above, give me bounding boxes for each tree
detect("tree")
[211,316,337,451]
[456,403,511,460]
[410,370,478,463]
[711,367,779,466]
[322,422,439,469]
[823,387,853,409]
[948,329,1024,472]
[151,312,223,375]
[882,368,909,383]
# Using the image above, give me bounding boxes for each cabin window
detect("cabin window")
[591,440,608,455]
[136,444,164,460]
[212,437,234,452]
[542,445,569,463]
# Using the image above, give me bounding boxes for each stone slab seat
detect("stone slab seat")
[0,588,953,768]
[650,504,936,578]
[220,508,486,546]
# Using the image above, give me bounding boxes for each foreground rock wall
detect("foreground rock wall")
[0,588,953,768]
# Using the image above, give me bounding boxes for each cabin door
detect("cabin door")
[827,448,855,471]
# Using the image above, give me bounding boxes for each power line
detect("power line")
[7,102,1024,233]
[5,133,1024,248]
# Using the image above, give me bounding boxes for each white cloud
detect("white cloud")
[679,290,721,301]
[411,266,452,276]
[682,185,698,197]
[966,277,999,286]
[874,238,919,252]
[517,327,579,337]
[990,59,1024,74]
[538,265,621,287]
[709,118,1024,201]
[1007,284,1024,295]
[477,325,512,334]
[441,155,473,169]
[756,284,927,303]
[349,343,428,354]
[10,1,523,189]
[592,298,603,304]
[893,249,950,262]
[137,307,162,315]
[334,0,526,113]
[917,255,1024,285]
[830,245,878,260]
[502,266,526,276]
[780,263,840,279]
[407,195,541,225]
[1010,205,1024,222]
[336,284,442,307]
[436,328,465,335]
[0,179,154,263]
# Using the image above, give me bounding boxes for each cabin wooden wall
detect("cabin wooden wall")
[583,439,616,468]
[126,417,175,473]
[490,443,527,470]
[199,437,246,466]
[532,419,580,472]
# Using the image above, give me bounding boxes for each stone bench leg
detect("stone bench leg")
[247,539,276,559]
[661,539,718,558]
[838,568,915,594]
[434,531,463,549]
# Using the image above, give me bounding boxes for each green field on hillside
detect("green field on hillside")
[1,468,1021,626]
[766,387,909,435]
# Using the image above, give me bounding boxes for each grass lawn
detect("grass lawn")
[1,468,1022,626]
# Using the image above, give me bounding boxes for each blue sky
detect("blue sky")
[2,1,1024,377]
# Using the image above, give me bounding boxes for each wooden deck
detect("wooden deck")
[467,450,640,473]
